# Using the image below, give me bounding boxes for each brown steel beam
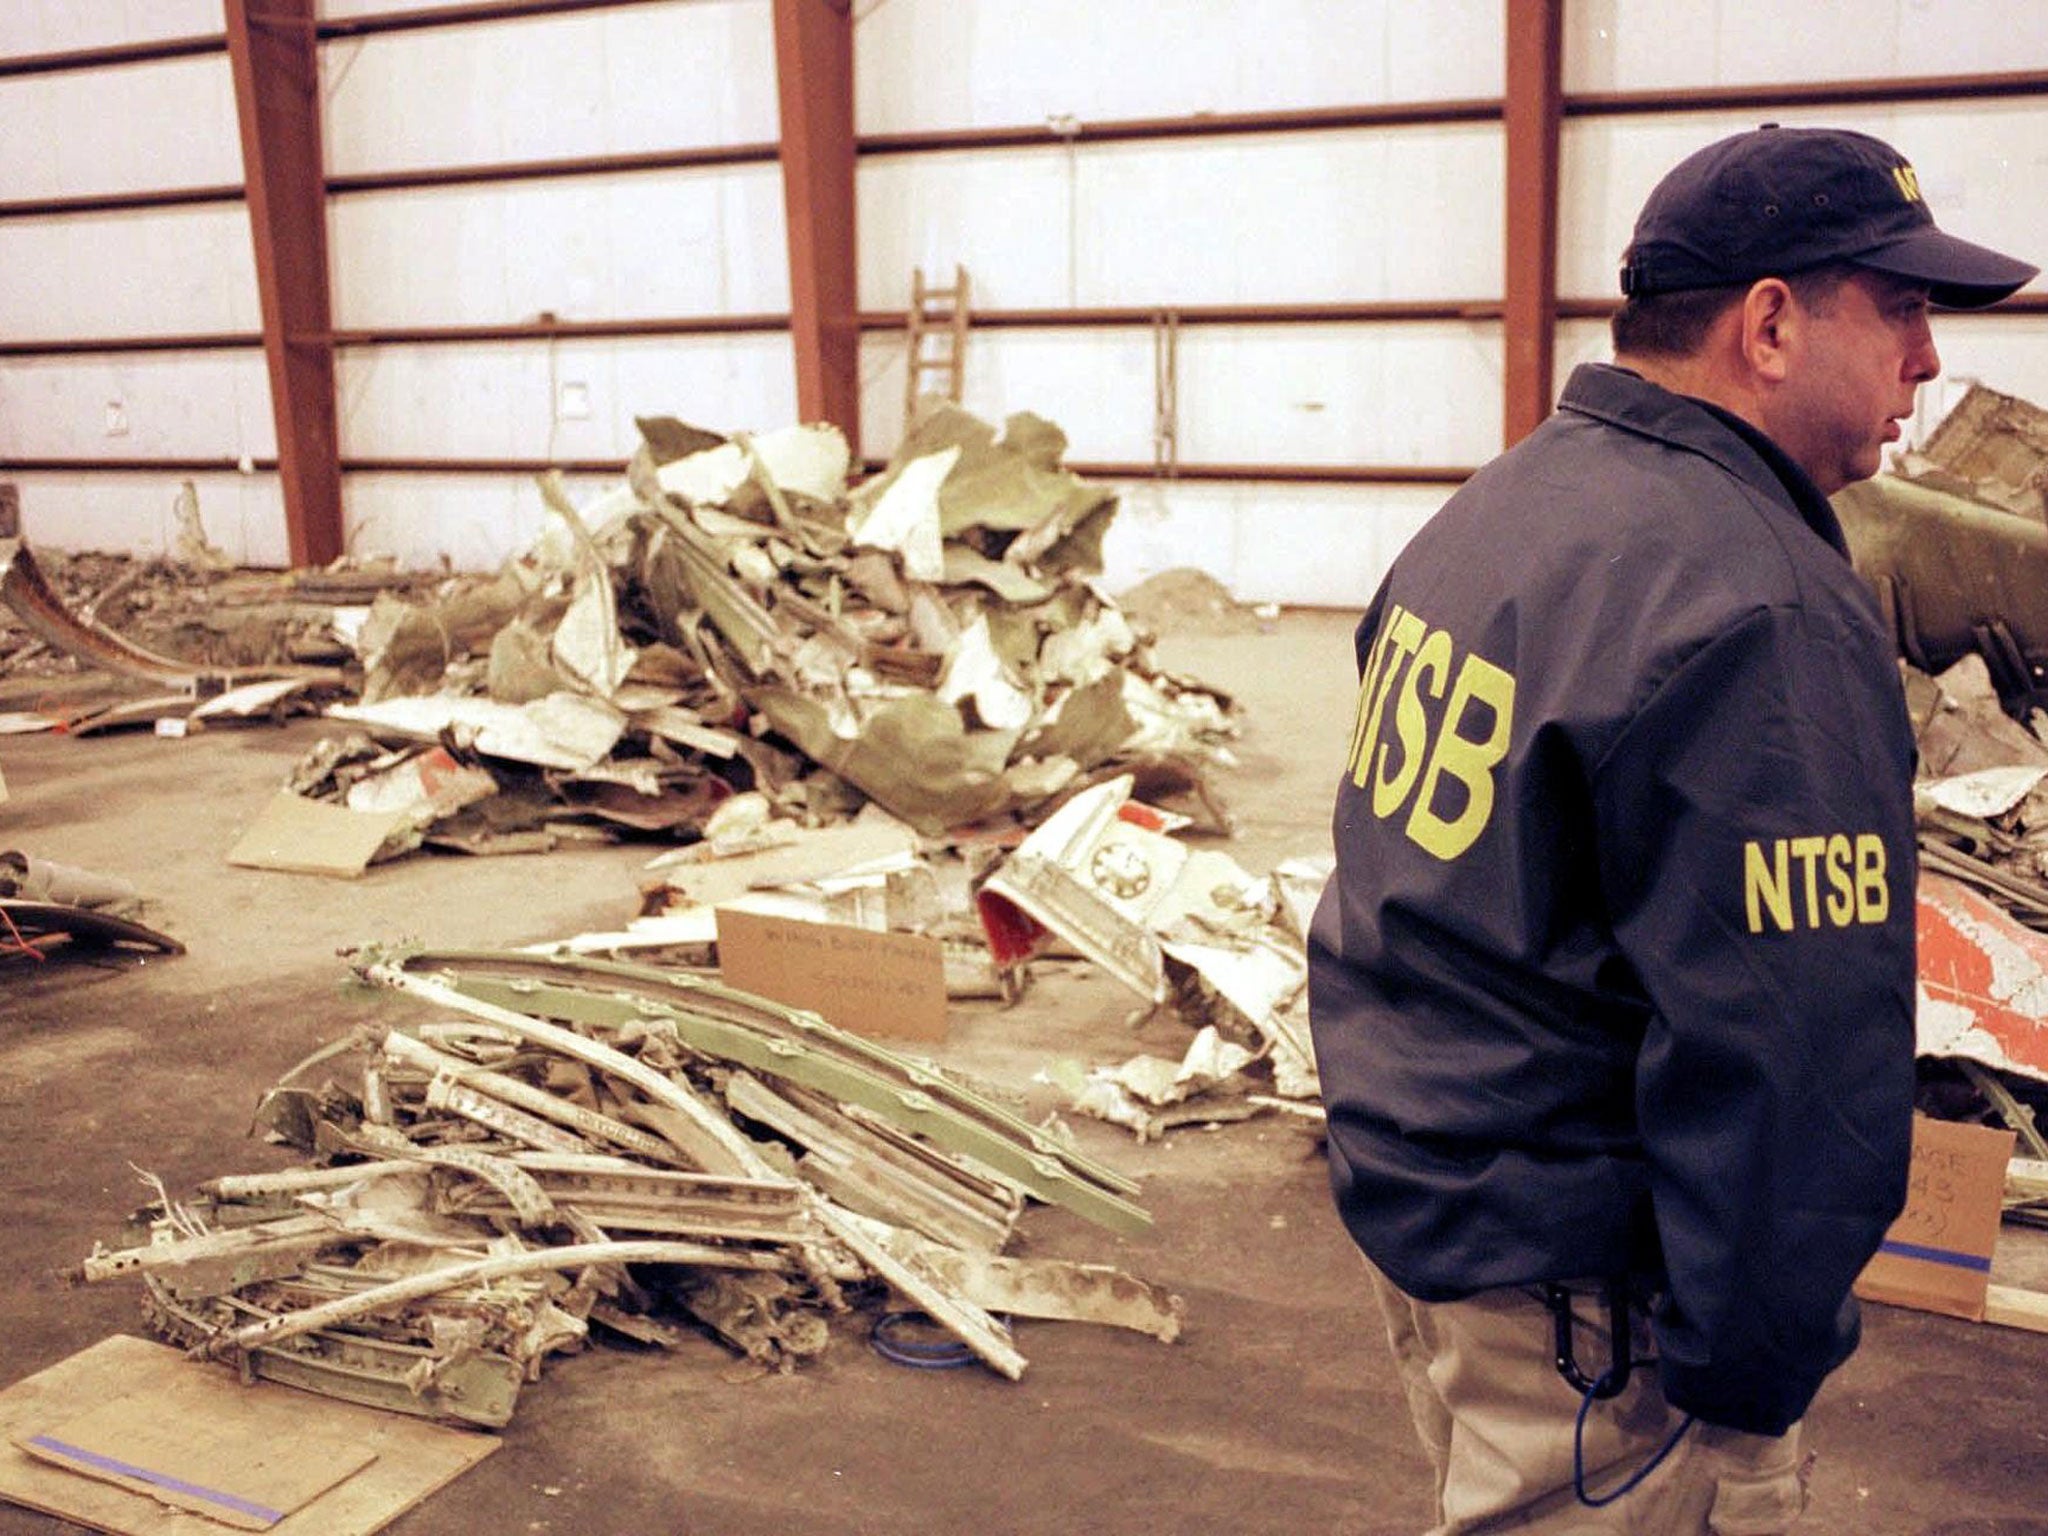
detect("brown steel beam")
[0,334,264,357]
[326,314,791,345]
[0,35,226,77]
[1564,69,2048,117]
[326,142,778,196]
[225,0,342,568]
[0,186,243,219]
[859,99,1503,156]
[1502,0,1563,449]
[858,300,1504,331]
[316,0,676,39]
[772,0,859,440]
[0,458,280,473]
[333,458,1473,486]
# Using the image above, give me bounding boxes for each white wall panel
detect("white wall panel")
[0,206,262,339]
[0,353,275,460]
[861,125,1503,311]
[342,470,614,570]
[858,324,1500,468]
[1565,0,2048,92]
[1559,101,2048,300]
[326,164,789,327]
[0,3,224,57]
[335,333,797,458]
[321,1,775,175]
[1100,480,1449,609]
[1175,325,1501,466]
[0,57,241,201]
[854,0,1501,134]
[10,472,289,567]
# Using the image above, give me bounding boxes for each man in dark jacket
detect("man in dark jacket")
[1308,126,2036,1534]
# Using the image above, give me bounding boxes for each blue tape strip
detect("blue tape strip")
[1877,1239,1993,1274]
[24,1436,285,1526]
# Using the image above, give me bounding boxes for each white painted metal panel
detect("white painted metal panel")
[1174,324,1501,467]
[861,125,1503,312]
[1565,0,2048,92]
[858,324,1500,468]
[0,352,275,459]
[0,206,262,339]
[8,472,289,566]
[0,2,224,56]
[1100,479,1450,609]
[326,165,789,326]
[334,333,797,458]
[321,1,776,175]
[0,56,241,201]
[343,470,615,571]
[1558,102,2048,300]
[854,0,1501,134]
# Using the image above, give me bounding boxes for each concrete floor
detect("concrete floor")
[1,610,2044,1536]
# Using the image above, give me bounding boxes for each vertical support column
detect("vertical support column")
[772,0,860,446]
[1502,0,1563,448]
[225,0,341,567]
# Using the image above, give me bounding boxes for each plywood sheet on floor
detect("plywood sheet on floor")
[0,1334,497,1534]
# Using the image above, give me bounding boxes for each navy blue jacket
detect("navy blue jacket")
[1308,363,1917,1437]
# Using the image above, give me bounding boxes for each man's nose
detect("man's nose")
[1906,322,1940,384]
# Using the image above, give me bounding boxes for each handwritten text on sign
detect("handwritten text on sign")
[715,907,949,1043]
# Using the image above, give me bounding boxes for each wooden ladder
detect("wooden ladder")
[904,265,971,426]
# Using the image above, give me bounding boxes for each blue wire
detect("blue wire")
[1573,1370,1696,1508]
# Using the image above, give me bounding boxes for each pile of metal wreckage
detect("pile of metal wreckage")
[2,401,1238,870]
[71,943,1186,1429]
[1840,383,2048,1160]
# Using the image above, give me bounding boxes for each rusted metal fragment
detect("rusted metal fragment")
[75,1213,339,1290]
[0,898,184,957]
[677,1270,831,1369]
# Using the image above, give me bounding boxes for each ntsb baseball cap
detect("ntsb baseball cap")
[1619,125,2037,309]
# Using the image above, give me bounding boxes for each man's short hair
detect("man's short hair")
[1610,261,1860,359]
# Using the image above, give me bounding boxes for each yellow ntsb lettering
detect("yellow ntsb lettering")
[1743,833,1890,933]
[1891,163,1923,203]
[1343,606,1515,861]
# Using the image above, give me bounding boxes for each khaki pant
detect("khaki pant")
[1366,1262,1808,1535]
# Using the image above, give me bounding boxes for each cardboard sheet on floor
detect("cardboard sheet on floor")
[226,790,409,878]
[0,1335,496,1535]
[1855,1114,2016,1322]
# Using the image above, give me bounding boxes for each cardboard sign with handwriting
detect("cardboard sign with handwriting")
[715,908,948,1043]
[1855,1113,2015,1322]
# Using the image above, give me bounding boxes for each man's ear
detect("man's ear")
[1738,277,1798,383]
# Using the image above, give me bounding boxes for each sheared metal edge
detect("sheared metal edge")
[876,1226,1185,1343]
[396,946,1142,1201]
[811,1201,1027,1380]
[196,1239,794,1360]
[383,1031,688,1166]
[0,536,338,691]
[0,898,185,955]
[355,956,780,1179]
[392,950,1151,1236]
[145,1276,523,1429]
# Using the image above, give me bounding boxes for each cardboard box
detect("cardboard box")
[1855,1113,2016,1322]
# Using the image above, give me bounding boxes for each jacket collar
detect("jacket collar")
[1556,362,1851,559]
